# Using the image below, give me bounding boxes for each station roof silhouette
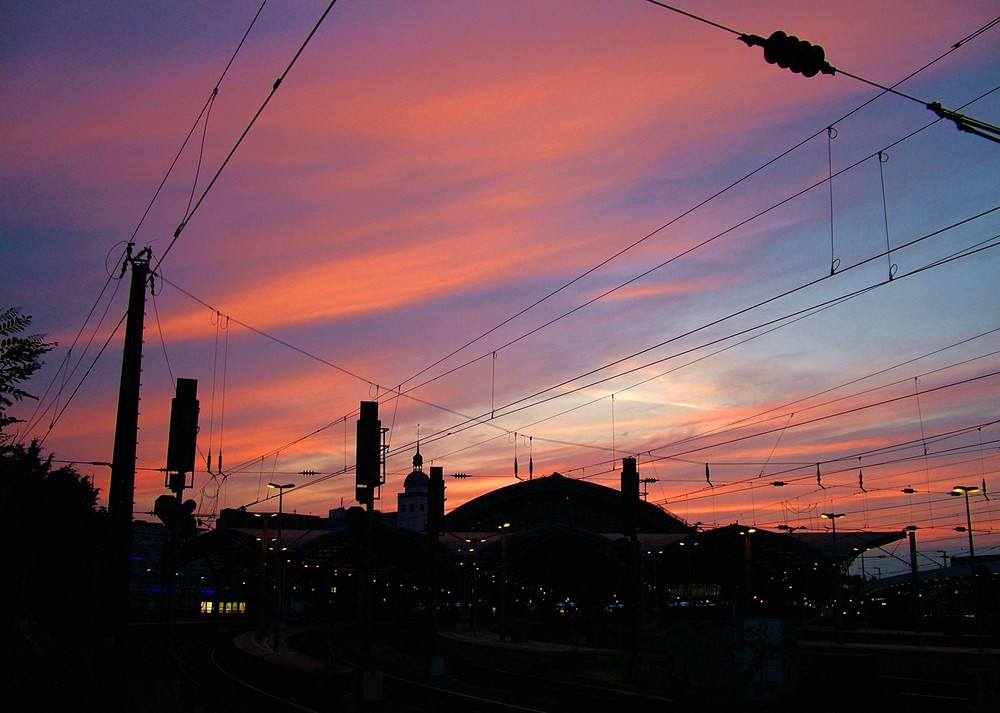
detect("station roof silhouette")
[179,472,906,610]
[443,471,693,534]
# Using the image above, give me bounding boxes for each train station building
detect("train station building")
[146,448,907,632]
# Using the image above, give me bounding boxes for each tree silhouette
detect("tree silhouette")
[0,309,110,708]
[0,306,54,449]
[0,307,101,622]
[1,440,104,623]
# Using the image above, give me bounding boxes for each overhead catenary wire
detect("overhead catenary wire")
[391,4,998,394]
[158,275,375,390]
[34,311,129,451]
[374,36,1000,462]
[672,425,1000,502]
[438,313,1000,473]
[758,469,1000,538]
[662,455,1000,536]
[428,319,989,474]
[397,341,1000,491]
[636,370,1000,481]
[227,418,999,536]
[632,381,1000,494]
[6,5,989,574]
[115,6,992,528]
[453,217,1000,430]
[145,142,989,524]
[662,444,1000,531]
[130,1,268,250]
[18,259,126,441]
[645,2,1000,142]
[382,103,1000,418]
[17,3,268,446]
[189,208,1000,498]
[145,20,996,506]
[155,0,341,272]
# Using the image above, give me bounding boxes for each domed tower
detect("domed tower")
[397,445,429,532]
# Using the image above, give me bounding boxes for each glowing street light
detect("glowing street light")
[952,485,984,650]
[951,486,980,565]
[820,512,845,540]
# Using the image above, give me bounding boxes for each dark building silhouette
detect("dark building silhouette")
[396,446,430,532]
[159,451,912,624]
[131,448,1000,705]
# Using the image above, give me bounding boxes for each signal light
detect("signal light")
[154,494,198,538]
[355,401,383,507]
[166,378,199,477]
[741,31,835,78]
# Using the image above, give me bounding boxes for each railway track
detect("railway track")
[134,623,980,712]
[290,626,728,712]
[294,624,981,713]
[138,625,338,712]
[387,659,716,713]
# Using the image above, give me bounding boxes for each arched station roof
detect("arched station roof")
[443,472,693,534]
[178,527,262,573]
[655,525,906,572]
[788,530,906,564]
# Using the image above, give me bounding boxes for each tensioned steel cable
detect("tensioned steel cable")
[155,0,341,271]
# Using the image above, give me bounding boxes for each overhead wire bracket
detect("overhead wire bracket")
[927,102,1000,145]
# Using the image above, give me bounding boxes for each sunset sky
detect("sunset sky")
[3,1,998,577]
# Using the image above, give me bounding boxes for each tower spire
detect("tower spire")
[413,441,423,472]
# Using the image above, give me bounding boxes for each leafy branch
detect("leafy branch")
[0,307,55,443]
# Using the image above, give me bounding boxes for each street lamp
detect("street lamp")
[820,512,846,539]
[952,485,983,651]
[951,486,980,565]
[820,513,846,643]
[253,512,276,642]
[499,522,511,640]
[268,482,294,652]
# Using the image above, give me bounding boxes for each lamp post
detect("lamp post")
[905,525,921,632]
[820,513,846,643]
[253,512,276,642]
[951,486,979,567]
[952,485,983,650]
[499,522,511,640]
[820,512,845,539]
[268,482,294,652]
